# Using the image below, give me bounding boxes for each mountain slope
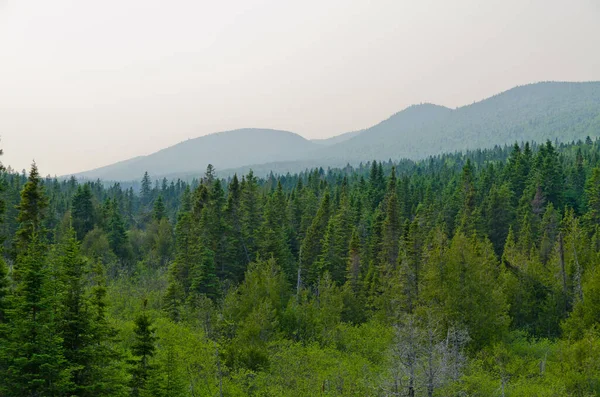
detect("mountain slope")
[311,130,362,146]
[318,82,600,163]
[75,128,319,181]
[73,81,600,180]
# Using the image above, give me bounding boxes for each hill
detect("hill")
[74,128,319,181]
[315,81,600,164]
[72,81,600,180]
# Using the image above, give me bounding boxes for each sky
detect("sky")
[1,0,599,176]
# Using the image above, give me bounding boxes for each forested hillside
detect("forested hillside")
[73,81,600,181]
[321,81,600,164]
[4,138,600,395]
[75,129,320,181]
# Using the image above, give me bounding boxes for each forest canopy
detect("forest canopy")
[1,138,600,396]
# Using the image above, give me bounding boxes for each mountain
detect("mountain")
[74,128,320,181]
[72,81,600,181]
[315,81,600,164]
[310,130,361,146]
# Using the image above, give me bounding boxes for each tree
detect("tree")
[299,191,331,289]
[72,183,95,241]
[59,228,125,396]
[140,172,152,207]
[15,162,48,251]
[128,303,158,397]
[2,236,69,396]
[379,167,401,272]
[258,181,293,279]
[106,199,130,261]
[152,195,166,222]
[483,183,515,256]
[240,171,262,261]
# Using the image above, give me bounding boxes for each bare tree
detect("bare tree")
[382,314,469,396]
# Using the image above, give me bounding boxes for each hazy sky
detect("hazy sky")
[1,0,599,176]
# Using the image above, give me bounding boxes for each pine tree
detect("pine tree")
[106,199,130,261]
[128,303,158,397]
[258,181,294,279]
[72,183,95,241]
[456,159,477,235]
[240,171,262,260]
[379,167,401,272]
[152,195,166,222]
[15,162,49,251]
[58,228,124,396]
[584,167,600,229]
[188,245,220,303]
[2,236,70,396]
[223,174,249,282]
[483,183,515,256]
[140,172,152,207]
[299,191,331,288]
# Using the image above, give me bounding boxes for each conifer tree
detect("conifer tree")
[456,159,477,235]
[483,183,515,255]
[584,167,600,229]
[223,174,249,282]
[72,183,95,241]
[240,171,262,260]
[106,199,130,261]
[2,236,69,396]
[128,302,158,397]
[379,167,401,272]
[15,162,48,251]
[299,191,331,288]
[58,227,124,396]
[140,172,152,207]
[152,195,166,222]
[259,181,293,279]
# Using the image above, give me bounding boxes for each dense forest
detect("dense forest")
[2,138,600,396]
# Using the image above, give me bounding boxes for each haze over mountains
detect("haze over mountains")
[73,81,600,181]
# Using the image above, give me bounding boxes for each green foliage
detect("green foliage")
[4,138,600,395]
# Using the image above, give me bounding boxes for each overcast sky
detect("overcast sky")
[1,0,599,176]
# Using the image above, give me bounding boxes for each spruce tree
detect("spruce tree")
[106,199,130,261]
[140,172,152,207]
[152,195,166,222]
[379,167,401,272]
[72,183,95,241]
[258,181,293,279]
[15,162,48,252]
[299,191,331,288]
[3,236,69,396]
[128,303,158,397]
[223,174,249,282]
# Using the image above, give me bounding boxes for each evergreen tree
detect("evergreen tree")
[379,167,401,272]
[140,172,152,207]
[259,181,294,279]
[72,183,95,241]
[223,174,249,282]
[106,199,130,261]
[2,236,69,396]
[128,303,158,397]
[58,228,124,396]
[240,171,262,261]
[152,195,166,222]
[15,163,49,251]
[299,191,331,288]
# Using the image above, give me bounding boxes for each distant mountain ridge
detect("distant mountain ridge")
[76,128,320,181]
[72,81,600,181]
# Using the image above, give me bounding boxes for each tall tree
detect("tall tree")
[15,163,48,251]
[128,303,158,397]
[2,236,69,396]
[72,183,95,241]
